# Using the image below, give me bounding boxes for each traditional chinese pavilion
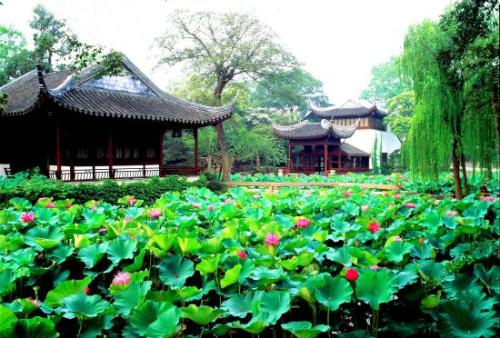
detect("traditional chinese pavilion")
[273,99,400,175]
[0,55,233,180]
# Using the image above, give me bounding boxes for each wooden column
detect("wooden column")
[193,128,199,174]
[55,124,62,180]
[69,139,75,181]
[159,130,164,177]
[108,132,114,179]
[288,142,292,173]
[92,165,96,180]
[338,151,342,171]
[324,143,328,176]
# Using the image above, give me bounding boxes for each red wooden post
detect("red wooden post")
[69,139,75,180]
[288,142,292,173]
[193,128,199,174]
[55,125,62,180]
[324,143,328,176]
[159,131,164,177]
[108,132,114,179]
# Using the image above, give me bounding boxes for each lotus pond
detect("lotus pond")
[0,177,498,337]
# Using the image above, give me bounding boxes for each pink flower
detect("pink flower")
[224,198,233,204]
[483,196,496,202]
[344,191,352,198]
[123,217,132,223]
[112,272,131,287]
[345,268,359,282]
[296,217,312,229]
[83,287,91,295]
[447,210,459,217]
[26,297,40,307]
[127,197,137,206]
[393,236,403,242]
[406,202,416,209]
[368,221,380,233]
[46,202,55,209]
[237,250,247,259]
[253,194,260,198]
[264,233,280,246]
[20,212,35,223]
[394,193,401,199]
[207,205,215,211]
[370,265,380,270]
[98,227,107,234]
[191,202,201,209]
[360,205,369,212]
[149,209,161,218]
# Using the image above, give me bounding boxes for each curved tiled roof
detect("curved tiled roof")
[273,119,358,140]
[309,99,387,119]
[0,54,233,126]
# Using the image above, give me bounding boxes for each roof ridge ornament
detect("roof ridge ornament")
[36,65,47,93]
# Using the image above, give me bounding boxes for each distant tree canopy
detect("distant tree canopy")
[156,10,298,179]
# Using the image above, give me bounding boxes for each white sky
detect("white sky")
[1,0,452,103]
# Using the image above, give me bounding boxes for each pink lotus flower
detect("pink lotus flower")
[345,268,359,282]
[83,287,91,295]
[98,227,107,234]
[370,265,380,270]
[224,198,233,204]
[191,202,201,209]
[253,194,260,198]
[406,202,416,209]
[237,250,247,259]
[127,197,137,206]
[20,212,35,223]
[264,233,280,246]
[447,210,459,217]
[26,297,40,307]
[149,209,161,218]
[296,217,312,229]
[344,191,352,198]
[483,196,497,202]
[360,205,369,212]
[112,272,131,286]
[393,236,403,242]
[207,205,214,211]
[368,221,380,233]
[394,193,401,199]
[46,202,55,209]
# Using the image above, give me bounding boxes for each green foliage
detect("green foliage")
[385,91,415,143]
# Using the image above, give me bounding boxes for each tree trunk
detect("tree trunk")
[213,75,231,181]
[452,139,463,199]
[460,152,470,195]
[206,155,212,173]
[256,154,261,169]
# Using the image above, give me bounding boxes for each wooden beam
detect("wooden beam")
[55,124,62,180]
[193,128,199,173]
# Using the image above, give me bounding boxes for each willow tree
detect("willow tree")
[401,21,462,197]
[156,10,296,180]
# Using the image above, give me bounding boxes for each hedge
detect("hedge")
[0,172,225,206]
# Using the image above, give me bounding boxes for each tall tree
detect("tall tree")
[250,67,328,111]
[156,10,297,180]
[29,4,68,71]
[0,25,35,85]
[385,91,415,143]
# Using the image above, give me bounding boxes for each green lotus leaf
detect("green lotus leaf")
[49,246,75,264]
[231,313,270,334]
[349,247,378,266]
[112,281,151,316]
[146,234,175,258]
[312,274,352,311]
[420,291,441,313]
[107,237,138,265]
[0,270,16,298]
[0,233,24,252]
[58,294,110,320]
[415,260,453,284]
[442,274,482,299]
[221,291,263,318]
[156,255,194,289]
[356,270,396,310]
[10,197,32,210]
[26,225,64,249]
[123,249,146,272]
[249,266,285,281]
[129,300,181,338]
[177,237,202,254]
[0,305,16,338]
[10,247,37,266]
[474,264,500,295]
[281,321,330,338]
[326,247,352,266]
[195,254,220,275]
[221,264,242,288]
[44,277,92,308]
[182,304,222,325]
[16,316,59,338]
[254,290,291,324]
[392,269,418,289]
[411,242,435,259]
[77,243,109,269]
[384,241,413,263]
